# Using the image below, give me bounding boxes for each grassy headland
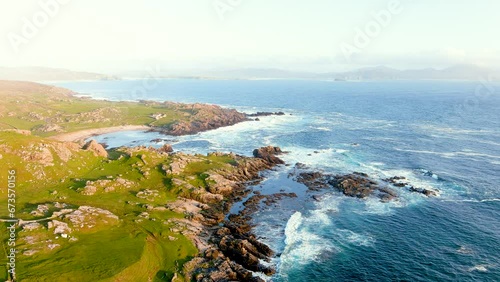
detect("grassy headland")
[0,80,273,281]
[0,80,246,139]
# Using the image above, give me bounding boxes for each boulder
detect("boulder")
[252,146,285,165]
[82,140,108,157]
[158,144,173,153]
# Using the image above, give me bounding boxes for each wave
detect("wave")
[312,126,332,131]
[414,124,497,136]
[441,198,500,203]
[336,229,375,247]
[280,212,338,268]
[467,264,489,272]
[394,148,500,162]
[456,245,474,255]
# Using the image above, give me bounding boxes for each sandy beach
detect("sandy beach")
[50,125,151,142]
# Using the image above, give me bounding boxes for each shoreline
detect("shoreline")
[49,125,151,142]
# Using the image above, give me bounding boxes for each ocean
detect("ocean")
[55,79,500,281]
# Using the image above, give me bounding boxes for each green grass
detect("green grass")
[0,82,250,281]
[0,131,248,281]
[16,227,146,282]
[0,86,188,136]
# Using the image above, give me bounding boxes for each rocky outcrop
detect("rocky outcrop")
[329,172,398,201]
[384,176,438,196]
[18,204,118,257]
[157,143,173,153]
[157,103,247,136]
[51,142,80,162]
[32,123,64,133]
[64,206,119,231]
[177,147,287,281]
[188,192,297,281]
[253,146,285,165]
[80,178,135,195]
[23,146,54,166]
[246,111,286,117]
[82,140,108,157]
[294,164,438,202]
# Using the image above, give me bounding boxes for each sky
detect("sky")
[0,0,499,74]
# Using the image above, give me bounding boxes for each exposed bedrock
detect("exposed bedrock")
[293,164,438,202]
[246,111,286,117]
[154,104,248,136]
[181,147,290,281]
[252,146,285,165]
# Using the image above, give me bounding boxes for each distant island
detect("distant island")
[128,64,500,81]
[2,64,499,83]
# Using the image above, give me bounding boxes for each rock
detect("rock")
[30,204,50,216]
[49,220,72,235]
[159,103,247,136]
[34,124,63,133]
[64,206,119,230]
[168,148,288,281]
[136,189,160,201]
[409,186,438,197]
[21,222,42,231]
[23,146,54,166]
[80,178,135,195]
[253,146,285,165]
[330,174,376,198]
[51,142,80,162]
[82,140,108,157]
[81,185,97,195]
[158,144,173,153]
[23,250,38,256]
[296,171,399,201]
[47,244,60,250]
[246,112,285,117]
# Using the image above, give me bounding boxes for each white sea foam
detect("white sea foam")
[336,229,375,247]
[280,146,342,169]
[441,198,500,203]
[456,246,474,255]
[281,212,338,268]
[415,124,496,135]
[353,197,402,215]
[313,194,341,213]
[468,265,489,272]
[368,162,385,167]
[313,126,332,131]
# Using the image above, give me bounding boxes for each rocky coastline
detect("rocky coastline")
[171,148,441,281]
[148,102,248,136]
[173,146,288,281]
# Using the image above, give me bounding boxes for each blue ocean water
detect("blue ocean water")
[55,79,500,281]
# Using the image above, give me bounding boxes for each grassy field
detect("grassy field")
[0,80,192,136]
[0,81,246,281]
[0,130,244,281]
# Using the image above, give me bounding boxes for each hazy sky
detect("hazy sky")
[1,0,499,73]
